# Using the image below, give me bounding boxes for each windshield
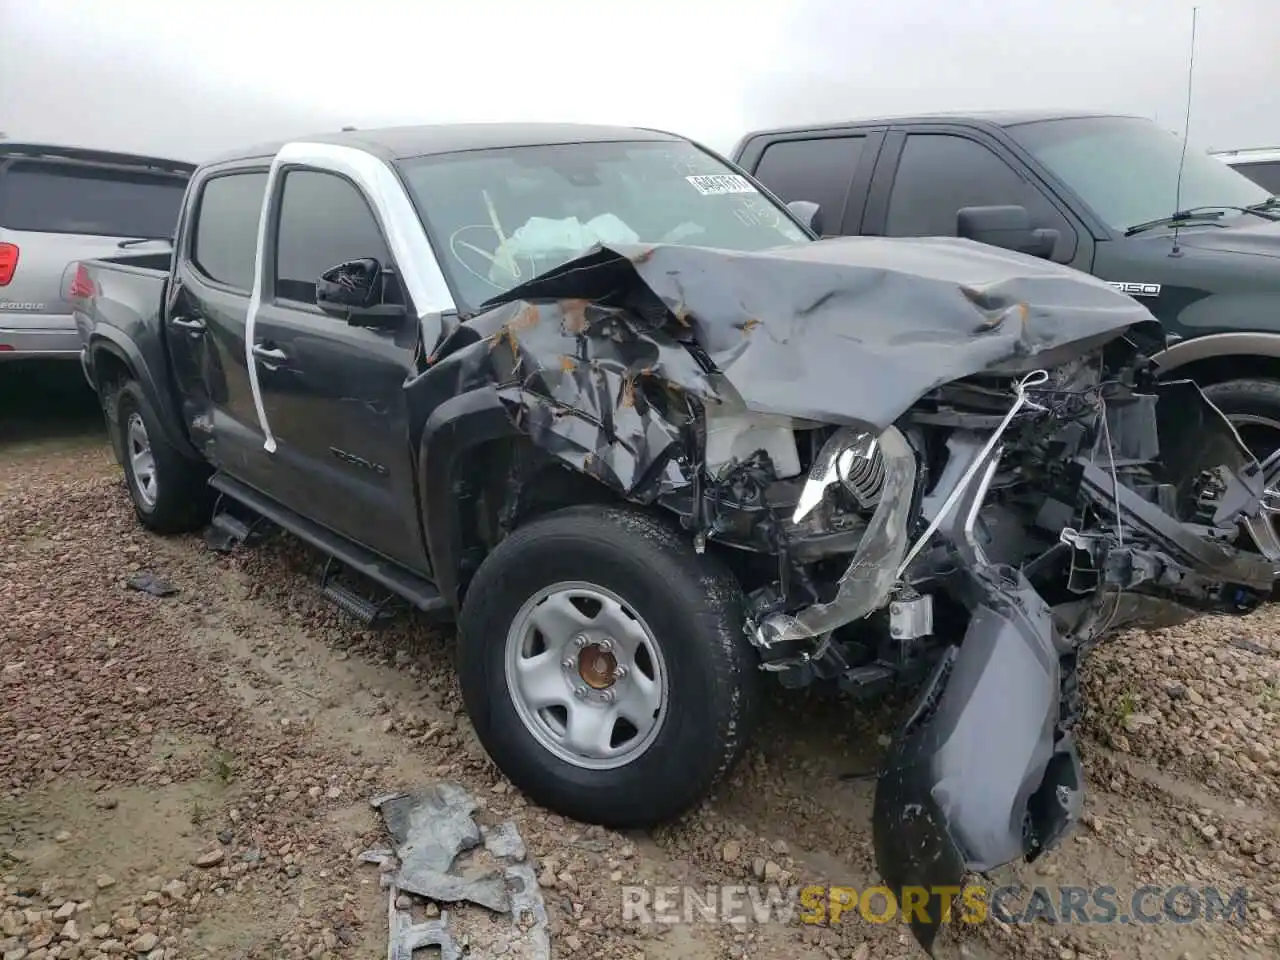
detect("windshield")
[396,139,809,311]
[1007,116,1272,232]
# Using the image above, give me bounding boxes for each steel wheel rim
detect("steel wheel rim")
[126,412,158,508]
[504,580,669,771]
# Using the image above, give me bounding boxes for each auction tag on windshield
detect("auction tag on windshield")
[685,174,758,195]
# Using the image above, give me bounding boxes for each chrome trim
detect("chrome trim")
[244,141,458,454]
[755,425,917,646]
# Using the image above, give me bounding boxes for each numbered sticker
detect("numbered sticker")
[686,174,758,196]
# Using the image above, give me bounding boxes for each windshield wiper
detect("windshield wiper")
[1124,207,1234,237]
[1244,196,1280,218]
[117,236,173,249]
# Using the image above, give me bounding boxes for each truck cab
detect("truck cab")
[733,112,1280,463]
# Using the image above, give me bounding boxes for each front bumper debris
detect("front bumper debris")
[872,571,1082,955]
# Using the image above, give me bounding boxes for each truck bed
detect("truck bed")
[73,252,174,401]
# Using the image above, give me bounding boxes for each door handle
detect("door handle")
[252,344,288,363]
[170,315,206,333]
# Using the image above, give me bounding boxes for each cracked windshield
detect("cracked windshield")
[397,139,808,310]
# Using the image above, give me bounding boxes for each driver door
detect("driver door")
[250,166,427,570]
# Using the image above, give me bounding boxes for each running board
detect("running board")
[320,556,403,627]
[208,472,450,618]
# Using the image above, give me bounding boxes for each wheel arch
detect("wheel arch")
[1151,332,1280,387]
[418,388,629,613]
[88,329,198,459]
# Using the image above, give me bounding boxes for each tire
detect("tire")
[457,504,760,828]
[1200,378,1280,460]
[1200,378,1280,599]
[114,379,212,534]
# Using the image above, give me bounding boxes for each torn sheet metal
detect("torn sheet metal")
[374,783,508,911]
[365,784,550,960]
[486,236,1153,429]
[427,235,1154,498]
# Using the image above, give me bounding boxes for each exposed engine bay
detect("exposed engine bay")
[425,234,1280,955]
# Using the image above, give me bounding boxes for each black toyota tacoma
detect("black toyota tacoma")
[72,122,1280,954]
[733,112,1280,465]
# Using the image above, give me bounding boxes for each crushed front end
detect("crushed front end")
[426,237,1279,956]
[744,349,1278,954]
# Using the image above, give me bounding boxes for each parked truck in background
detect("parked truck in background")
[0,139,193,365]
[733,112,1280,469]
[1213,146,1280,194]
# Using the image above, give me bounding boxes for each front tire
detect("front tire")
[114,379,212,534]
[457,505,760,827]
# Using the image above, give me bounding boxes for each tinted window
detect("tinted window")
[752,136,865,233]
[0,161,188,237]
[191,171,268,291]
[397,139,808,312]
[885,134,1072,259]
[1008,117,1270,232]
[1235,161,1280,195]
[274,170,390,304]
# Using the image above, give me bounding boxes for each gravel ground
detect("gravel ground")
[2,365,1279,960]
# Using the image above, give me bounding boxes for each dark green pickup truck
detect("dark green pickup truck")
[734,111,1280,460]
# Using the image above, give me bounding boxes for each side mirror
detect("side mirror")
[957,205,1059,259]
[786,200,824,236]
[316,258,406,327]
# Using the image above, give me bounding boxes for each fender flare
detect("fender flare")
[1151,331,1280,378]
[88,329,199,459]
[418,386,521,611]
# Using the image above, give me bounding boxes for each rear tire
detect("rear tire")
[114,379,212,534]
[457,505,760,827]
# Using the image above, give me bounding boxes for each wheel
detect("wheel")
[1201,378,1280,462]
[1201,378,1280,592]
[457,505,760,827]
[114,379,212,534]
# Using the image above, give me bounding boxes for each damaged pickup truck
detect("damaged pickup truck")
[72,123,1280,953]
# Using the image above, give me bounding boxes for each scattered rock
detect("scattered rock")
[721,840,742,863]
[193,849,225,868]
[128,932,159,953]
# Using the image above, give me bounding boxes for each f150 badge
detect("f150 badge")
[1109,281,1162,298]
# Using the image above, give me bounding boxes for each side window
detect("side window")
[274,169,391,304]
[1237,161,1280,194]
[752,136,865,233]
[885,134,1073,259]
[190,171,268,291]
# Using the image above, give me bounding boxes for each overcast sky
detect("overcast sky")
[1,0,1277,163]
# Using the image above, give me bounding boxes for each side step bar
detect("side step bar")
[208,472,451,618]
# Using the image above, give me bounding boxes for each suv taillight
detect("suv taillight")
[0,243,17,286]
[69,262,94,299]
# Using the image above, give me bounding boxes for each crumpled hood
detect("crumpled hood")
[1173,217,1280,260]
[479,235,1157,431]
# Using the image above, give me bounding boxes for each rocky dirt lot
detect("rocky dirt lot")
[2,365,1280,960]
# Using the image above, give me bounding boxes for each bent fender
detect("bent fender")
[872,572,1083,955]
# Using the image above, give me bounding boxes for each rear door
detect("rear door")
[865,124,1094,271]
[166,163,276,489]
[250,166,427,570]
[0,155,187,355]
[737,128,885,235]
